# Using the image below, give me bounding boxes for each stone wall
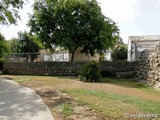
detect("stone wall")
[3,61,135,78]
[135,44,160,87]
[100,61,136,78]
[3,62,84,76]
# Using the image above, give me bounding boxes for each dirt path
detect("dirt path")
[23,79,160,102]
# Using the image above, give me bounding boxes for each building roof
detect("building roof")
[129,35,160,42]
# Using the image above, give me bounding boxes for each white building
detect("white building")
[128,35,160,61]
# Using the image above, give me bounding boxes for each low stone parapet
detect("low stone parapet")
[3,61,135,78]
[116,71,136,79]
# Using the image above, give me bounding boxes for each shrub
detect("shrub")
[112,46,127,61]
[80,61,101,82]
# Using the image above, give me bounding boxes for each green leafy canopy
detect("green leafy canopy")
[16,31,41,53]
[0,0,24,25]
[0,33,9,62]
[29,0,119,61]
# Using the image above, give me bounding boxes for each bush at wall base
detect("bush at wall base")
[79,61,102,82]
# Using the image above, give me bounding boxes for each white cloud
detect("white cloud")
[134,0,160,17]
[97,0,137,23]
[97,0,140,43]
[98,0,160,43]
[1,0,160,44]
[133,0,160,37]
[0,0,34,40]
[120,21,144,42]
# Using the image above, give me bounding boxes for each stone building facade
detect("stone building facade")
[128,35,160,61]
[40,48,100,62]
[69,48,99,61]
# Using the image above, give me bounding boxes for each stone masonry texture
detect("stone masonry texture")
[3,62,135,78]
[135,44,160,87]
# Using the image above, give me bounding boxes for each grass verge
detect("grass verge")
[64,89,160,119]
[101,77,160,96]
[1,75,160,119]
[101,77,148,88]
[61,102,73,117]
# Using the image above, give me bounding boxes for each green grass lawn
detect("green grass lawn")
[64,89,160,119]
[61,103,73,117]
[1,75,160,119]
[101,77,149,88]
[101,77,160,96]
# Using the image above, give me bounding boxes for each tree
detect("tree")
[7,38,19,53]
[111,39,127,61]
[16,31,41,62]
[29,0,119,61]
[0,33,9,62]
[0,0,24,25]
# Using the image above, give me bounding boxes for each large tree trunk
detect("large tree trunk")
[70,50,76,62]
[31,55,34,62]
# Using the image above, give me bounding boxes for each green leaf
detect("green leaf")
[29,0,120,61]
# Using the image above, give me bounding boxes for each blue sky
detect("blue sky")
[1,0,160,44]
